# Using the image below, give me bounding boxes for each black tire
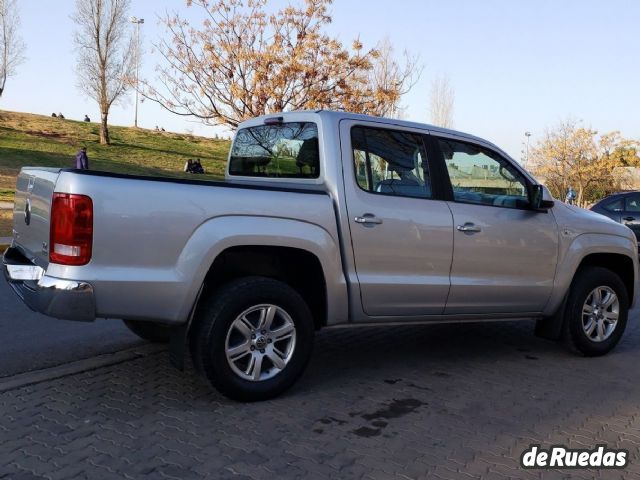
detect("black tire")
[564,266,629,356]
[123,319,171,343]
[190,276,314,402]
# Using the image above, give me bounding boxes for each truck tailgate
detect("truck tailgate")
[12,168,61,267]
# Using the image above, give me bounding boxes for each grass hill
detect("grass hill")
[0,110,232,204]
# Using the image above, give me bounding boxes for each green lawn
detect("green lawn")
[0,109,232,236]
[0,109,231,198]
[0,189,13,202]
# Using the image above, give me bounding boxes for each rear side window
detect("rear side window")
[626,195,640,212]
[351,126,432,199]
[229,122,319,178]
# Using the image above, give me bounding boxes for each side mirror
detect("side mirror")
[529,184,555,210]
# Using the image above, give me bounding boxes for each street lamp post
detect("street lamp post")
[130,16,144,128]
[524,131,532,169]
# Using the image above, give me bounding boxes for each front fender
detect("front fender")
[544,232,638,315]
[175,215,348,325]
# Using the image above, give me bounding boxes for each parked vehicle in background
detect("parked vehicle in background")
[591,191,640,243]
[3,111,638,402]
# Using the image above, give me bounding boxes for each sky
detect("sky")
[2,0,639,160]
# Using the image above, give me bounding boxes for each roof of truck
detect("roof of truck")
[238,109,500,156]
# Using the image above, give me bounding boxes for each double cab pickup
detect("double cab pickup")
[3,111,637,401]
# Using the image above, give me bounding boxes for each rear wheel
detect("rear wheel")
[190,277,314,402]
[564,266,628,356]
[123,320,171,343]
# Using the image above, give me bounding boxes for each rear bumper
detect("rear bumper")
[2,246,96,321]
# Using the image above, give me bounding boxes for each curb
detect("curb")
[0,343,167,393]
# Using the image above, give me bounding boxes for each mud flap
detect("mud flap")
[168,285,203,371]
[535,295,568,341]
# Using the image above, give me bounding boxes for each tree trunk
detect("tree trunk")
[576,184,584,208]
[100,111,110,145]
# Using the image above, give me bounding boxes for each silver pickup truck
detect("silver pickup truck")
[3,111,638,401]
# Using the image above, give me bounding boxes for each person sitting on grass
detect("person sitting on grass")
[84,115,91,122]
[192,159,205,174]
[183,159,205,174]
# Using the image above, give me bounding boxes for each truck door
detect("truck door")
[339,120,454,317]
[432,135,559,314]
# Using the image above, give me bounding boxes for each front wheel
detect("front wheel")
[564,266,629,356]
[190,277,314,401]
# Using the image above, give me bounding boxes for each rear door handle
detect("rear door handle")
[457,223,481,233]
[354,214,383,225]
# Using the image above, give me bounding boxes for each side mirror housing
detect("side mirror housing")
[529,184,555,211]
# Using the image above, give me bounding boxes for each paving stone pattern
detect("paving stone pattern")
[2,318,640,479]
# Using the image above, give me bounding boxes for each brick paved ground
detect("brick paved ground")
[1,316,640,479]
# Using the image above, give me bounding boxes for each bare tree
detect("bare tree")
[143,0,420,129]
[429,74,455,129]
[0,0,25,99]
[73,0,135,144]
[369,37,421,119]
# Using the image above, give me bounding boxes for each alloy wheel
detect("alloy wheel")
[581,286,619,342]
[224,304,297,381]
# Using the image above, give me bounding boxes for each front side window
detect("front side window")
[229,122,319,178]
[351,126,432,199]
[603,197,624,212]
[438,138,529,208]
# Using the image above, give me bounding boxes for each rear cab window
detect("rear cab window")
[229,122,319,179]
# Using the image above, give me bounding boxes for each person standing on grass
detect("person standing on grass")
[74,147,90,170]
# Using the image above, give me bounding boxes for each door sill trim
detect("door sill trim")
[327,313,542,329]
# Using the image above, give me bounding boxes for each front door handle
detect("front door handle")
[354,214,383,225]
[624,216,635,222]
[457,223,481,233]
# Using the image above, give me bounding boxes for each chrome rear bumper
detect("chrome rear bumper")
[2,246,96,321]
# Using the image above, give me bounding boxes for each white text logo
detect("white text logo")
[520,445,628,469]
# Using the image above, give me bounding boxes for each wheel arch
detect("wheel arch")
[544,233,637,317]
[537,234,637,341]
[201,245,328,330]
[576,253,635,306]
[176,215,349,328]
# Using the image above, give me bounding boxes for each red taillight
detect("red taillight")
[50,193,93,266]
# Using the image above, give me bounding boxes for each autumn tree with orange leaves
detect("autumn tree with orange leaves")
[530,119,640,207]
[143,0,419,128]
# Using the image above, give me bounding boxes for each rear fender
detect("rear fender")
[175,215,348,325]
